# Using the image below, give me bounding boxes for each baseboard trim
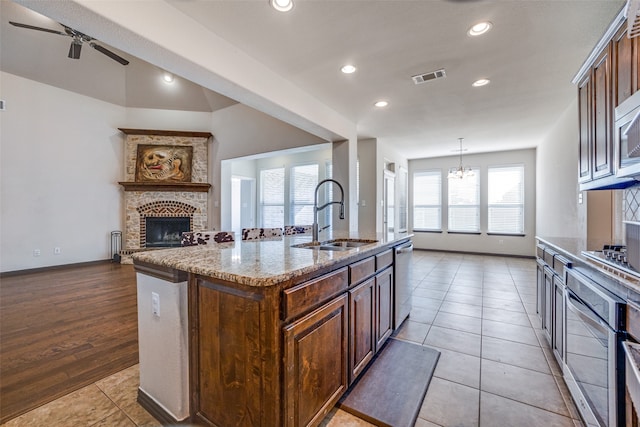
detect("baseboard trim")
[0,259,114,277]
[413,248,535,259]
[137,388,186,425]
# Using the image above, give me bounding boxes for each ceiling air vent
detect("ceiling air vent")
[412,69,446,85]
[628,0,640,38]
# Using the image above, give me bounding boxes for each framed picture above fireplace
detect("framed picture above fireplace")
[135,144,193,182]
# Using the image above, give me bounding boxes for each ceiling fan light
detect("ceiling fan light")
[68,40,82,59]
[270,0,293,12]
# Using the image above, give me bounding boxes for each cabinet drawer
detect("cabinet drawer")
[376,249,393,272]
[553,255,571,279]
[350,257,375,285]
[543,248,557,268]
[283,267,348,320]
[536,244,546,259]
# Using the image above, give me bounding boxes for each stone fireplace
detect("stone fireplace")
[118,129,212,252]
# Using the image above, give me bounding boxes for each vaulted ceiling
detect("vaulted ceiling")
[1,0,626,159]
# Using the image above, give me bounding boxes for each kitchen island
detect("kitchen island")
[131,231,411,427]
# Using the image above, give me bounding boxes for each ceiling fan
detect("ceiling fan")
[9,21,130,65]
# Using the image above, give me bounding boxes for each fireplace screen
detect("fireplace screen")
[145,217,190,248]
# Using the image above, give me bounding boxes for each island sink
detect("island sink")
[292,239,378,251]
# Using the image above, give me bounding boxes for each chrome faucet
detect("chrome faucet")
[312,179,345,242]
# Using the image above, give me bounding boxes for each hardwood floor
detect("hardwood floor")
[0,262,139,424]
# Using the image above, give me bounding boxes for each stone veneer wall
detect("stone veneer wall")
[122,133,209,250]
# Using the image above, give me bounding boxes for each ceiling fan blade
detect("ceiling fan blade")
[90,43,129,65]
[9,21,67,36]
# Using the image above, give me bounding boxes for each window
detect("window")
[488,165,524,234]
[260,167,285,228]
[448,168,480,232]
[413,170,442,230]
[290,164,319,225]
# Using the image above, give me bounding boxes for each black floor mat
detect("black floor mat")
[338,338,440,427]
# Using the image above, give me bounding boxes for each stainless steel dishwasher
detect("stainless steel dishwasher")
[394,241,413,328]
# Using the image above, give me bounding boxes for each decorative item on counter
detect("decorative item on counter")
[241,227,283,240]
[181,231,235,246]
[284,225,313,235]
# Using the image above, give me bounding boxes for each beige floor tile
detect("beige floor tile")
[1,384,119,427]
[432,347,481,388]
[393,320,430,344]
[481,319,539,346]
[410,306,439,324]
[443,291,483,307]
[414,418,442,427]
[319,408,375,427]
[424,325,481,357]
[481,336,551,374]
[95,365,161,427]
[413,287,447,300]
[482,296,526,312]
[480,359,569,416]
[432,311,482,335]
[418,377,479,427]
[412,295,444,310]
[481,306,532,327]
[439,301,482,318]
[480,392,575,427]
[91,411,137,427]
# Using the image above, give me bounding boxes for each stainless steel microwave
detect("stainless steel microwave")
[616,90,640,178]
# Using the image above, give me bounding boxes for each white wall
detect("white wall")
[409,148,536,257]
[0,72,125,272]
[536,99,586,239]
[210,104,330,230]
[357,138,409,234]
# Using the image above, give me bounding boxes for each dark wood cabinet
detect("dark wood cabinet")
[613,26,640,107]
[284,294,349,427]
[576,16,640,189]
[375,267,393,350]
[592,46,614,180]
[349,278,375,382]
[578,73,593,183]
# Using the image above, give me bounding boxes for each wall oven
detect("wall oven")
[564,268,626,427]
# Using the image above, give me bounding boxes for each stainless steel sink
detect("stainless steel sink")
[292,239,378,251]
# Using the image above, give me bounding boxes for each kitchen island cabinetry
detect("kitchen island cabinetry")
[133,233,411,427]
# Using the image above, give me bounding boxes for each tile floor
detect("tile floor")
[1,250,583,427]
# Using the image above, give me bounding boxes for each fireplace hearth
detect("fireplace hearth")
[145,217,190,248]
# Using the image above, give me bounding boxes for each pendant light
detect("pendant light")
[448,138,474,179]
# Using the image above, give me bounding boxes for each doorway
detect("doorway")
[383,170,395,235]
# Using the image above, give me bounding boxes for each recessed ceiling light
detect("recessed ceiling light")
[270,0,293,12]
[374,100,389,108]
[341,64,356,74]
[468,21,492,37]
[472,78,490,87]
[163,72,175,83]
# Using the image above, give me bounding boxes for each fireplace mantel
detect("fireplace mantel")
[119,182,211,192]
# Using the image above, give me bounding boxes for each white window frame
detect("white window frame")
[412,169,442,231]
[447,167,480,233]
[487,164,525,235]
[289,163,319,226]
[259,167,285,228]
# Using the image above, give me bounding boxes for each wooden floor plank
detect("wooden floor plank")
[0,263,139,423]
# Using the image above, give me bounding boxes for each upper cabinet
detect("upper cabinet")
[576,10,640,190]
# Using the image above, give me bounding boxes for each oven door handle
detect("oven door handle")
[566,292,609,335]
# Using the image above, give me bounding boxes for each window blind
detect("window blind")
[488,165,524,234]
[448,168,480,232]
[413,170,441,230]
[260,167,285,228]
[290,164,319,225]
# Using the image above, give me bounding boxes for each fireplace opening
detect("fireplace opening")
[145,217,190,248]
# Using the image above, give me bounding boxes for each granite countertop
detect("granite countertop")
[132,231,411,287]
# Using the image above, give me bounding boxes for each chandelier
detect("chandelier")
[447,138,474,179]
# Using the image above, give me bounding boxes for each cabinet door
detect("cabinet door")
[349,277,375,383]
[283,294,348,427]
[552,276,564,364]
[578,73,592,183]
[536,259,545,318]
[592,46,614,180]
[543,267,553,344]
[375,267,394,350]
[614,26,634,106]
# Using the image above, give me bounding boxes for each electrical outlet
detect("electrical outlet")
[54,247,61,255]
[33,249,41,257]
[151,292,160,317]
